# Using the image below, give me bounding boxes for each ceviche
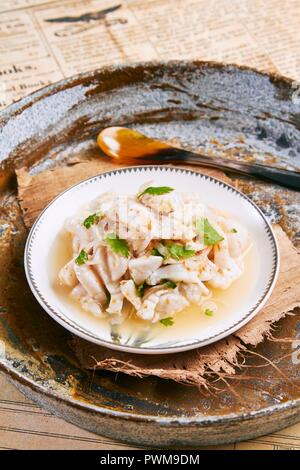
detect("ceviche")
[58,182,251,326]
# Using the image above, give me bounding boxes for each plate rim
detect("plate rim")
[24,165,280,354]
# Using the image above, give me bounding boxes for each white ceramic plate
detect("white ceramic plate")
[24,166,279,354]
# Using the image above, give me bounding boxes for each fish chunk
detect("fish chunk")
[70,284,86,300]
[74,264,107,302]
[181,282,210,305]
[129,255,163,285]
[59,260,77,287]
[92,246,124,315]
[136,287,169,321]
[156,290,189,317]
[120,280,142,310]
[184,250,217,282]
[107,248,128,281]
[106,292,124,315]
[81,297,104,317]
[70,284,104,317]
[208,240,243,289]
[147,264,200,285]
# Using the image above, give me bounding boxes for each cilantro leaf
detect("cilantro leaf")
[160,317,174,327]
[138,186,174,199]
[136,282,148,297]
[83,212,104,229]
[151,248,162,257]
[75,249,88,265]
[204,308,214,317]
[105,233,130,258]
[231,228,238,233]
[163,280,177,289]
[196,218,224,246]
[168,243,195,260]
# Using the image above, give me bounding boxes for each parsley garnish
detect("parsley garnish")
[138,186,174,199]
[83,212,104,229]
[160,317,174,327]
[231,228,238,233]
[75,249,88,265]
[136,282,148,297]
[105,233,130,258]
[163,280,177,289]
[196,218,224,246]
[168,243,195,260]
[204,309,214,317]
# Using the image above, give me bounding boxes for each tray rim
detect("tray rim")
[0,59,299,437]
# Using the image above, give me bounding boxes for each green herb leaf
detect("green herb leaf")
[151,248,162,257]
[231,228,238,233]
[83,212,104,229]
[75,249,88,265]
[105,233,130,258]
[138,186,174,199]
[136,282,148,298]
[196,218,224,246]
[163,280,177,289]
[168,243,195,260]
[204,308,214,317]
[160,317,174,327]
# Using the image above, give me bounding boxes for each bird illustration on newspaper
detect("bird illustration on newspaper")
[44,4,126,37]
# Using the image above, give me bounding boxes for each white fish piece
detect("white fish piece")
[120,280,142,310]
[129,235,153,256]
[208,240,243,289]
[139,189,180,215]
[106,292,124,315]
[92,246,124,314]
[89,191,116,214]
[59,260,77,287]
[70,284,87,301]
[184,249,218,281]
[147,264,201,285]
[137,180,177,215]
[218,217,250,258]
[70,284,104,317]
[129,255,163,285]
[74,264,107,302]
[115,197,158,241]
[81,297,104,317]
[156,290,189,317]
[137,287,169,321]
[107,248,128,281]
[72,224,91,250]
[158,213,196,240]
[181,282,210,305]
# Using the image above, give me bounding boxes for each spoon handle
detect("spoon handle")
[161,149,300,191]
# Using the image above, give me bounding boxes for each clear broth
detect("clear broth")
[49,230,259,348]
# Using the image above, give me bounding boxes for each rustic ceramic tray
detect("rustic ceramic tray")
[0,61,299,447]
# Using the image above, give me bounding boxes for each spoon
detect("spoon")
[97,127,300,191]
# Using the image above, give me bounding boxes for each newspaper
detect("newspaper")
[0,0,300,450]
